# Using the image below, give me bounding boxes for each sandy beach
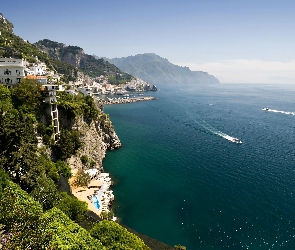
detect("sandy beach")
[70,169,115,218]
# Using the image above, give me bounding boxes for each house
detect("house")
[25,75,48,85]
[0,58,27,85]
[78,86,93,96]
[65,89,77,95]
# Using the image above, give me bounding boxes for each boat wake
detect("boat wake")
[145,101,242,143]
[194,119,242,144]
[262,108,295,116]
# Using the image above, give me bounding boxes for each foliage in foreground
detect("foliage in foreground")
[42,207,105,250]
[0,181,52,249]
[0,83,153,249]
[91,220,150,250]
[54,192,88,222]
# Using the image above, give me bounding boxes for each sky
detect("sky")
[2,0,295,83]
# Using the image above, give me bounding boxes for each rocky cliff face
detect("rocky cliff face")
[67,116,121,171]
[61,47,84,68]
[34,39,133,80]
[57,100,121,171]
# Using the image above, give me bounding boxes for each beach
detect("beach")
[70,169,116,219]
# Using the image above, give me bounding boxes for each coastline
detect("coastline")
[68,95,158,218]
[101,96,157,105]
[70,169,116,219]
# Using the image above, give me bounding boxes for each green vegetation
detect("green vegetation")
[0,181,52,249]
[55,128,82,160]
[0,14,170,249]
[0,17,78,82]
[90,220,150,250]
[0,82,151,249]
[72,169,91,188]
[43,207,105,249]
[81,155,89,164]
[57,91,99,122]
[34,39,133,84]
[54,192,88,222]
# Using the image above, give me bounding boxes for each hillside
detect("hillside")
[107,53,220,85]
[0,13,179,249]
[0,14,132,84]
[34,39,133,84]
[0,14,80,83]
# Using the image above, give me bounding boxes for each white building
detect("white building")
[0,58,27,85]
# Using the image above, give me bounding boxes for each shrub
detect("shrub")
[56,160,72,178]
[90,220,150,250]
[72,169,91,188]
[42,207,104,249]
[0,181,52,249]
[54,192,88,222]
[81,155,89,165]
[55,129,82,160]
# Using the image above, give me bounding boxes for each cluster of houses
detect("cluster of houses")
[0,57,63,140]
[0,56,157,140]
[0,56,157,219]
[77,77,156,96]
[0,56,60,85]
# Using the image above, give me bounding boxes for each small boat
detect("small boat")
[262,108,269,111]
[232,138,242,144]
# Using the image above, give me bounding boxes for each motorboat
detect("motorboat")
[262,108,269,111]
[232,138,242,144]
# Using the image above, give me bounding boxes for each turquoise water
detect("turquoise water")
[103,84,295,249]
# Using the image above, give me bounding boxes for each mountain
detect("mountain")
[106,53,220,85]
[34,39,133,84]
[0,13,132,84]
[0,14,81,82]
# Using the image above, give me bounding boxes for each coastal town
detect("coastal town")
[0,55,158,220]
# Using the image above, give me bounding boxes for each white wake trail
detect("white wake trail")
[194,120,242,143]
[262,108,295,116]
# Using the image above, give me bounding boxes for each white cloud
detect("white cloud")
[176,60,295,84]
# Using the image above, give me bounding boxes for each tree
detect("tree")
[100,210,114,221]
[0,108,42,192]
[0,168,9,193]
[55,129,82,160]
[10,80,43,114]
[71,169,91,188]
[0,85,12,112]
[90,220,150,250]
[55,160,72,178]
[30,175,61,211]
[0,181,52,249]
[80,155,89,165]
[54,192,88,222]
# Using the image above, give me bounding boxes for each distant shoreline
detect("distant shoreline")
[101,96,158,105]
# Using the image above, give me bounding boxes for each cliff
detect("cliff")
[107,53,220,85]
[57,99,121,171]
[34,39,133,83]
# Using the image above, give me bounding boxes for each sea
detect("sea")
[102,83,295,249]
